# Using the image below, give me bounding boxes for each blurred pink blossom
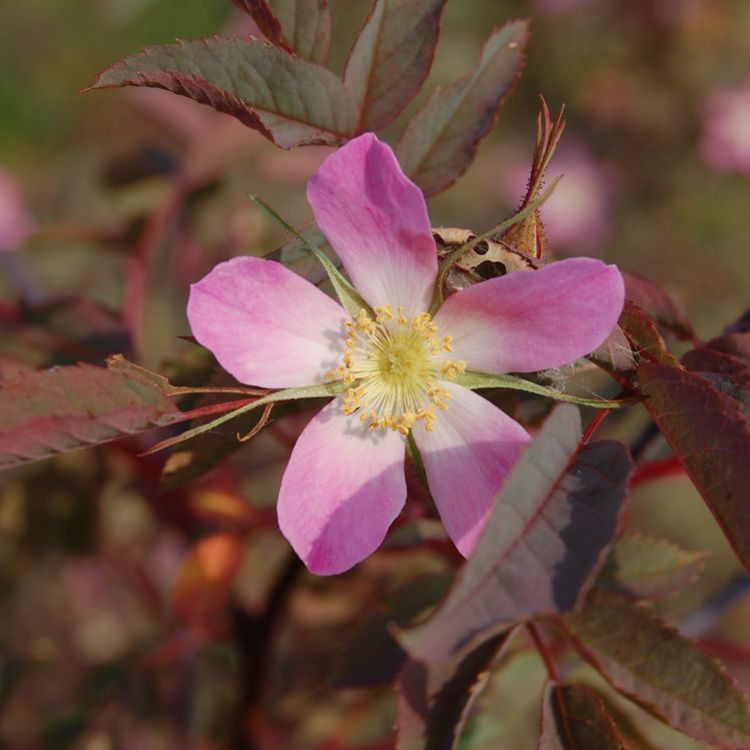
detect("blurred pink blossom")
[0,168,35,251]
[653,0,708,28]
[530,0,593,15]
[700,81,750,175]
[500,141,613,253]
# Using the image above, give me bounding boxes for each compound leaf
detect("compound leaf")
[87,36,357,147]
[563,589,750,749]
[639,361,750,573]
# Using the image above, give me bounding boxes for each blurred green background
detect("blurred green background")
[0,1,749,747]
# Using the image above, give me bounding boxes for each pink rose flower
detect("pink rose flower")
[187,134,624,575]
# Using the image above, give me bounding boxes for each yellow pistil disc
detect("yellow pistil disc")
[327,305,466,435]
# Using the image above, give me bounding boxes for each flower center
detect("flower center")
[327,305,466,435]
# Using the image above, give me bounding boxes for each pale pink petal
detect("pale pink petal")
[434,257,624,374]
[307,133,437,315]
[187,256,348,388]
[277,397,407,575]
[412,383,530,557]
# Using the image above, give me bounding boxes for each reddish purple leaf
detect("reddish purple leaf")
[230,0,284,43]
[706,332,750,364]
[230,0,331,64]
[638,361,750,573]
[396,629,515,750]
[619,300,679,366]
[623,271,695,341]
[345,0,448,131]
[589,324,636,377]
[396,20,528,196]
[682,346,750,385]
[563,589,750,748]
[86,37,357,147]
[538,682,625,750]
[0,364,184,468]
[599,534,706,600]
[680,347,750,417]
[400,405,633,662]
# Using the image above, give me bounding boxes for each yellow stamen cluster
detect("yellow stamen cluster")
[326,305,466,435]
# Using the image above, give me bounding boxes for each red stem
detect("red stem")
[581,409,609,445]
[527,621,560,682]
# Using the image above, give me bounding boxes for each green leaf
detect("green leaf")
[539,682,626,750]
[638,361,750,574]
[232,0,331,63]
[396,20,528,197]
[599,534,707,600]
[0,363,184,469]
[345,0,448,131]
[455,370,634,409]
[563,589,750,749]
[400,405,633,662]
[249,195,369,317]
[396,629,516,750]
[271,0,331,63]
[86,37,357,147]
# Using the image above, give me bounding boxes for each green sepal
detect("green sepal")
[455,370,635,409]
[428,175,562,314]
[143,380,347,454]
[249,195,370,318]
[406,432,431,497]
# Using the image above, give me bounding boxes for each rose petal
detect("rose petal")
[277,397,407,575]
[307,133,437,316]
[412,383,530,557]
[187,256,347,388]
[434,257,624,374]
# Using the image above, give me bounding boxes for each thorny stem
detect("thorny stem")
[527,621,560,682]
